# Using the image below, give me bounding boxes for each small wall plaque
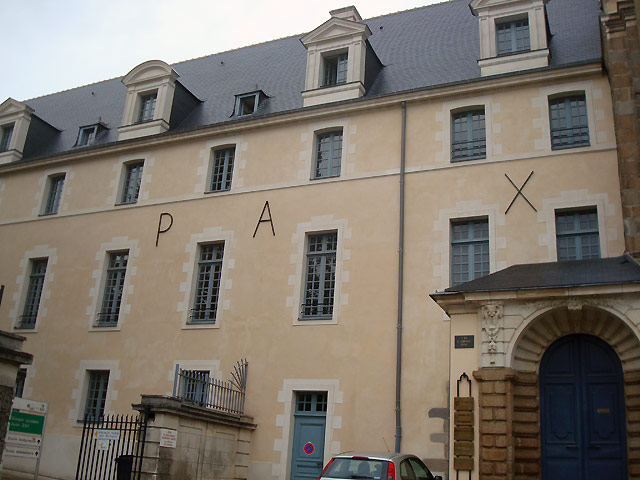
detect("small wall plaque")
[455,335,474,349]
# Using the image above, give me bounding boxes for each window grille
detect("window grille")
[314,131,342,178]
[451,109,486,161]
[121,162,144,204]
[44,175,65,215]
[549,95,590,149]
[451,219,489,286]
[18,259,47,329]
[97,252,128,326]
[137,93,157,123]
[301,232,337,318]
[0,124,14,152]
[191,243,224,323]
[556,209,600,261]
[84,371,109,420]
[209,147,235,192]
[323,53,348,87]
[497,18,530,55]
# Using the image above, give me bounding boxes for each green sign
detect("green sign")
[9,411,45,435]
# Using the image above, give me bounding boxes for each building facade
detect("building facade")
[0,0,634,478]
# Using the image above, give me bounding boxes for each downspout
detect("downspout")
[395,101,407,453]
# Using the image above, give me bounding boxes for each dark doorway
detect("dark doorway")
[540,334,627,479]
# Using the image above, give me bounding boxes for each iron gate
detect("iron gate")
[75,413,148,480]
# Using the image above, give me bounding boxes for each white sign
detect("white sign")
[96,439,110,451]
[159,428,177,448]
[94,429,120,441]
[4,445,39,458]
[6,432,42,446]
[12,397,47,415]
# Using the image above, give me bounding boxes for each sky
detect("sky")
[2,0,445,102]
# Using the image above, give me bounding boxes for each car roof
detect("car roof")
[333,452,415,462]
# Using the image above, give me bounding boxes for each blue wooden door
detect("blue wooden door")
[540,334,627,479]
[291,392,327,480]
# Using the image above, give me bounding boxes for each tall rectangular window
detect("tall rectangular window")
[556,209,600,261]
[497,18,530,55]
[182,370,210,406]
[302,232,337,319]
[314,130,342,179]
[44,175,65,215]
[549,94,590,150]
[97,252,128,326]
[451,219,489,286]
[191,243,224,323]
[0,124,14,152]
[14,368,27,398]
[209,147,235,192]
[18,259,47,329]
[323,53,348,87]
[83,371,109,420]
[120,162,144,204]
[451,109,486,161]
[137,93,157,123]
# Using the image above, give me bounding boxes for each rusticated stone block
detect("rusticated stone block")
[483,395,507,408]
[482,447,507,462]
[482,421,507,435]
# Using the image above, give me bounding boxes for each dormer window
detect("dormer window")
[76,126,97,147]
[137,93,157,123]
[323,53,348,87]
[233,91,267,117]
[118,60,179,141]
[470,0,549,77]
[0,124,13,152]
[300,6,376,107]
[496,17,530,55]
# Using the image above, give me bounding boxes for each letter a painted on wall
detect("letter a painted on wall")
[253,201,276,238]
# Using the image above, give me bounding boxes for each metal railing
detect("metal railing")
[172,359,248,416]
[75,413,148,480]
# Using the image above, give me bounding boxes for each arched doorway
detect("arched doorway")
[540,334,628,479]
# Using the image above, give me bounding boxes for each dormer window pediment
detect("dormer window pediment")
[470,0,550,77]
[0,98,34,164]
[118,60,179,141]
[301,6,374,107]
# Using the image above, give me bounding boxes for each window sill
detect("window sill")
[310,174,341,181]
[204,189,231,195]
[295,316,337,326]
[115,201,138,207]
[39,212,59,217]
[451,155,486,163]
[90,324,121,332]
[183,322,219,330]
[551,143,591,151]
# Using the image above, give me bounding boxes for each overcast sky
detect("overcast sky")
[2,0,445,102]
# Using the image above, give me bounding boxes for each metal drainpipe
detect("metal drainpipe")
[395,101,407,453]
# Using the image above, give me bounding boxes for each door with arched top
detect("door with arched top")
[540,334,628,479]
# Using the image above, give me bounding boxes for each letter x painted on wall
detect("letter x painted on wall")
[505,171,537,214]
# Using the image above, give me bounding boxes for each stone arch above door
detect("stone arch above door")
[507,302,640,374]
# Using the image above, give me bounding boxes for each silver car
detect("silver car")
[318,452,443,480]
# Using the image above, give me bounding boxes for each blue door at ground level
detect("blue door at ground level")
[291,392,327,480]
[540,334,627,479]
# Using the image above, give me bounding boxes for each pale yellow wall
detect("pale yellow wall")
[0,70,624,479]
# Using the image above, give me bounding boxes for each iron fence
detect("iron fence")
[173,359,247,416]
[75,413,147,480]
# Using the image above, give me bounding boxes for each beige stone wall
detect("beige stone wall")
[0,69,623,480]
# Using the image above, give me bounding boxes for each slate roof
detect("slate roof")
[14,0,602,162]
[437,255,640,294]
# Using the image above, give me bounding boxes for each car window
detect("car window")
[408,458,434,480]
[399,459,416,480]
[323,458,387,479]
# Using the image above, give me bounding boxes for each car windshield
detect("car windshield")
[323,458,388,479]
